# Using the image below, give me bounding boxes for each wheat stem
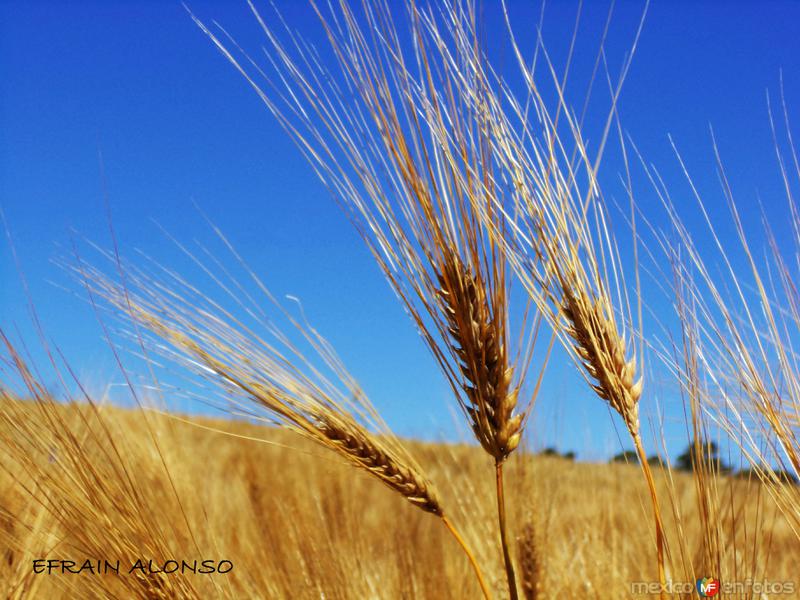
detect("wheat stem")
[442,515,492,600]
[495,461,518,600]
[634,433,666,600]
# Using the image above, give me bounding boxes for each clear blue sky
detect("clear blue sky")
[2,0,799,461]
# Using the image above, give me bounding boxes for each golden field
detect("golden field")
[1,399,797,599]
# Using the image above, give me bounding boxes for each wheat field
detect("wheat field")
[0,399,797,599]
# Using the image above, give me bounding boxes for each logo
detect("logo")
[696,577,720,597]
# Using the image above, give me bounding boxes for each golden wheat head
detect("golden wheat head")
[436,254,521,462]
[559,279,642,435]
[317,414,441,514]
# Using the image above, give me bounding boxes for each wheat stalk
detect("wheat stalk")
[77,259,436,509]
[548,237,665,591]
[434,3,670,591]
[518,190,666,600]
[643,107,800,541]
[434,252,523,595]
[431,241,527,600]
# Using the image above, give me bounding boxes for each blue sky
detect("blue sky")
[1,0,799,461]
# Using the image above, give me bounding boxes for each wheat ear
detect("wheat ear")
[517,523,542,600]
[436,255,522,463]
[316,414,441,515]
[559,280,642,436]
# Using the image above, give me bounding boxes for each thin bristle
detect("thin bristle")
[0,337,202,600]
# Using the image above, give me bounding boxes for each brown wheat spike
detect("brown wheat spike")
[317,415,441,515]
[558,277,642,436]
[516,523,542,600]
[436,253,521,462]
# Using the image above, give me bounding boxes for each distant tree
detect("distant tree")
[734,467,758,480]
[773,468,799,485]
[735,466,799,485]
[676,439,731,473]
[611,450,638,464]
[610,451,662,466]
[647,455,663,467]
[539,447,575,460]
